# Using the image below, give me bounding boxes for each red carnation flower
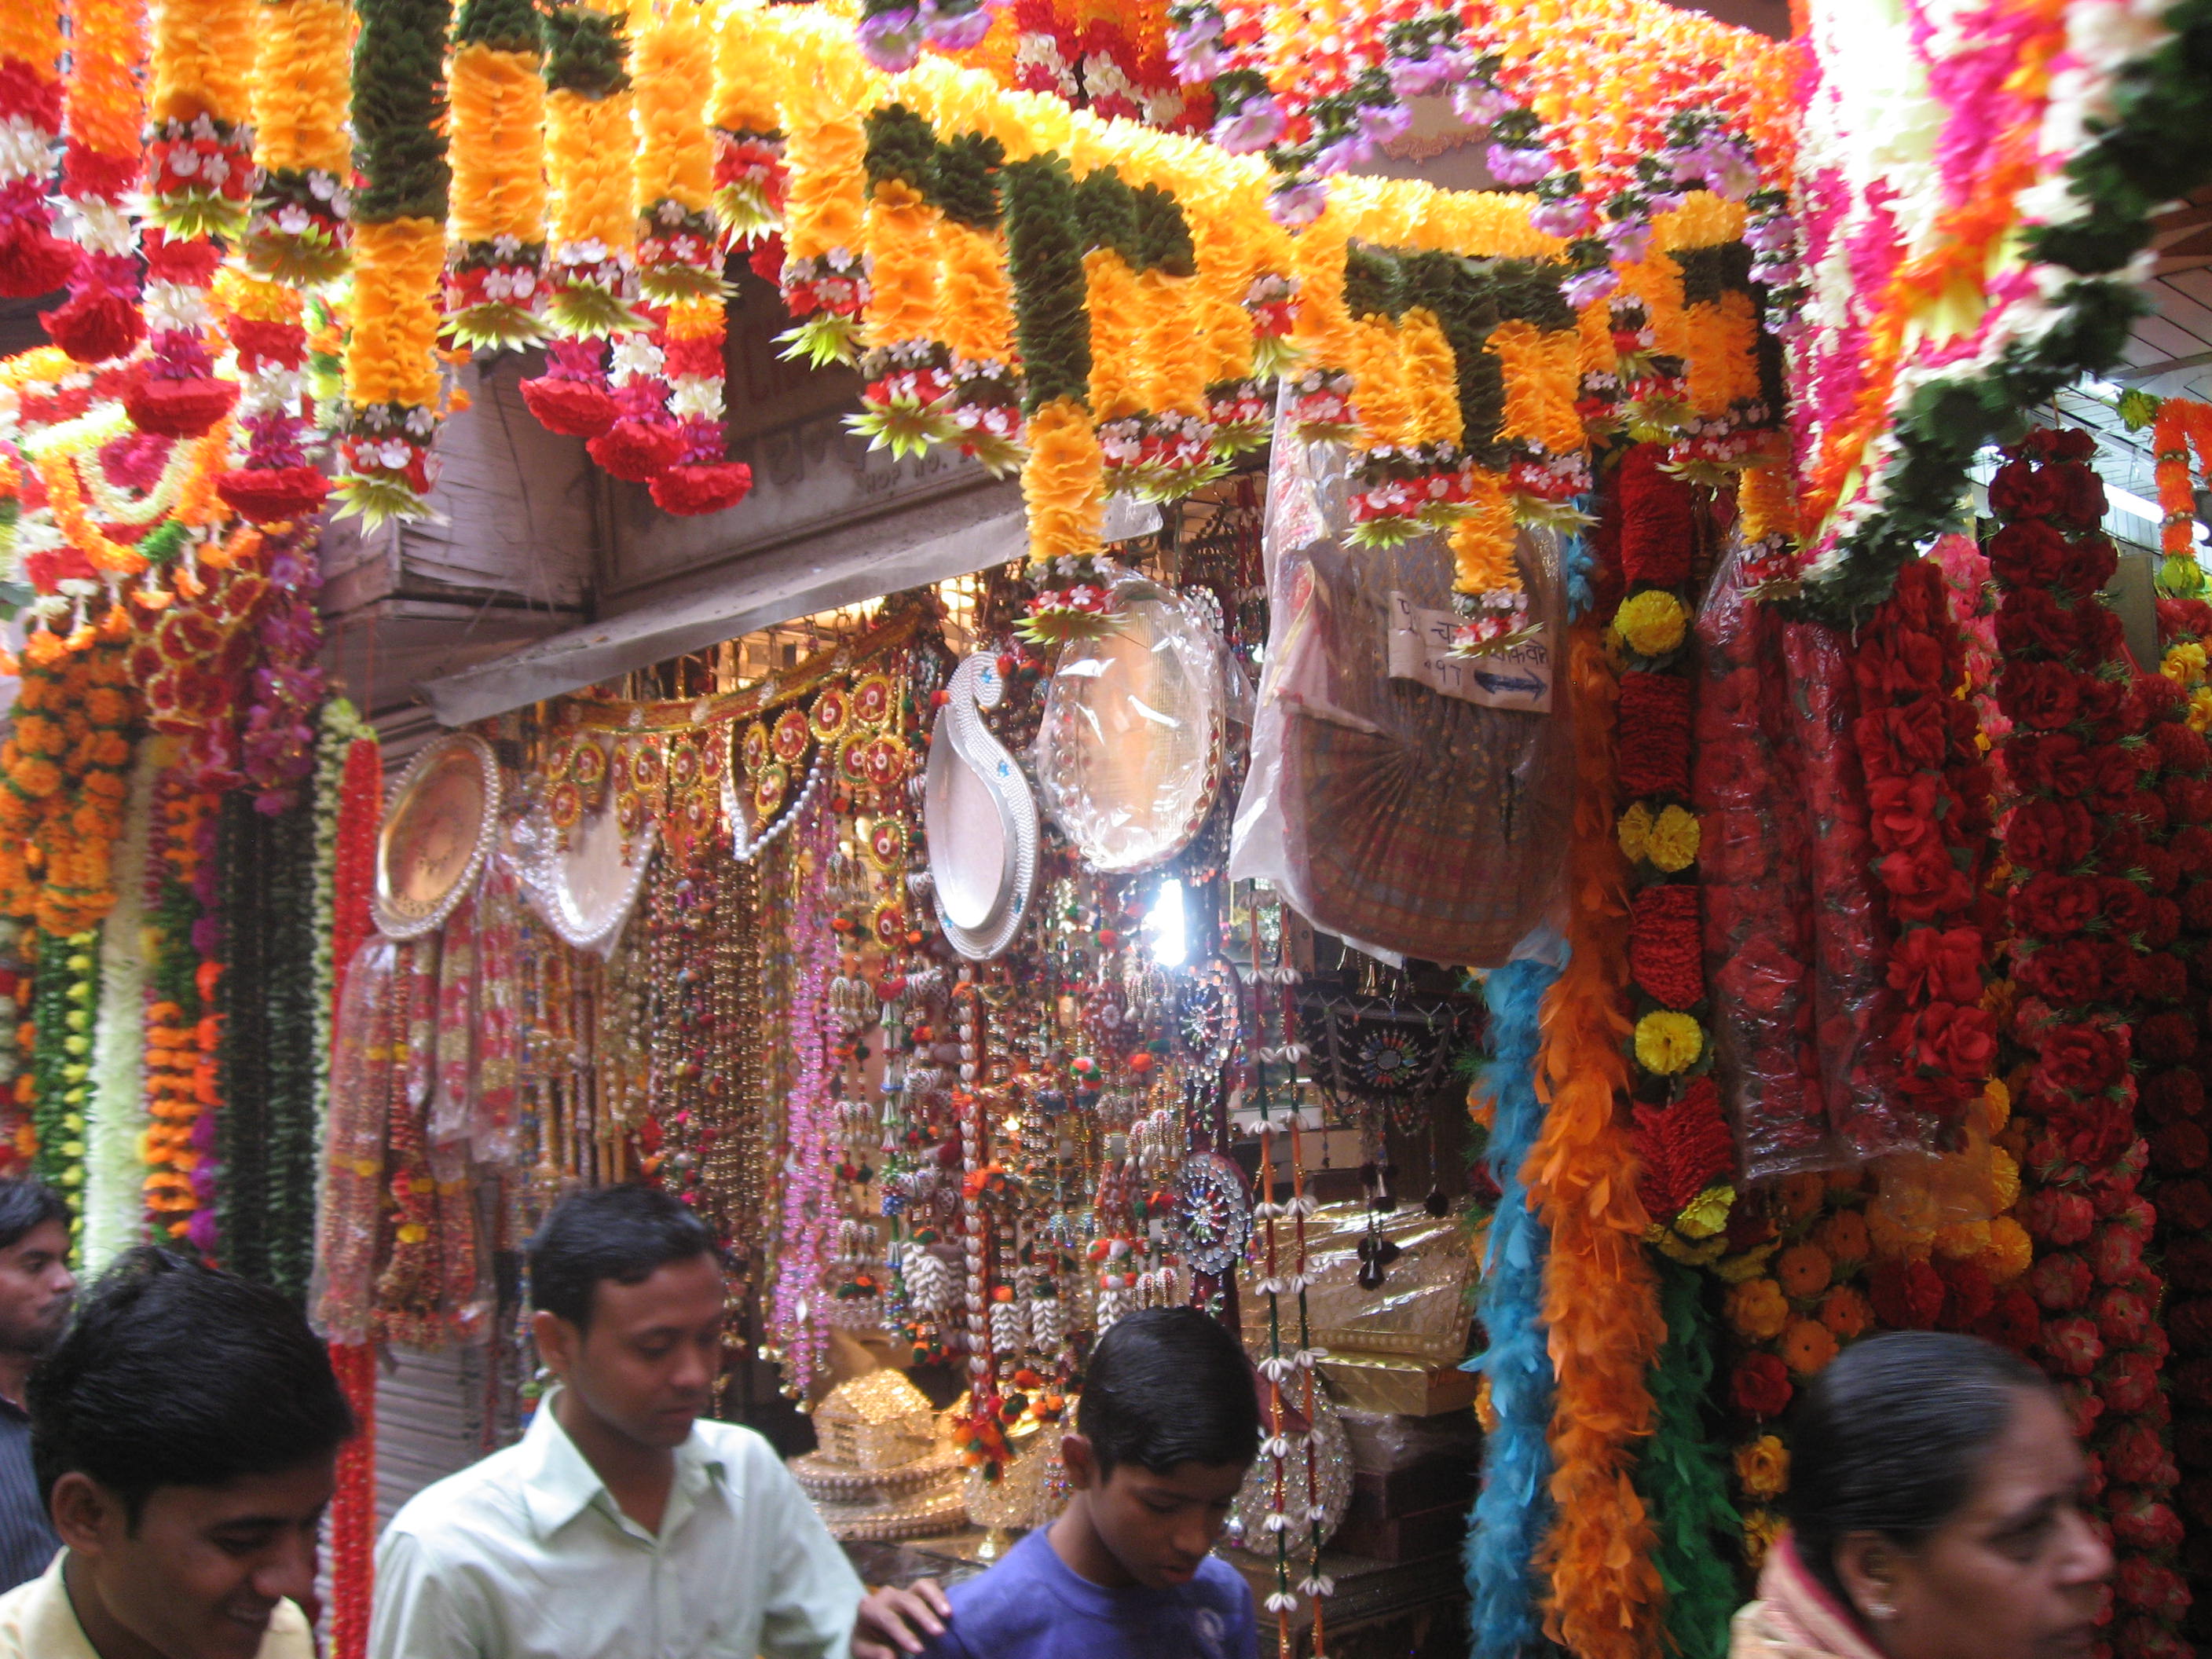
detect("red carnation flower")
[2165,774,2212,822]
[2037,1024,2126,1099]
[0,221,76,301]
[1997,585,2080,661]
[2058,1379,2105,1441]
[2025,1190,2098,1250]
[1617,442,1696,584]
[2181,884,2212,934]
[2017,939,2114,1007]
[1730,1352,1793,1419]
[2098,1349,2163,1415]
[123,368,238,438]
[2110,1494,2185,1553]
[650,461,754,517]
[1886,925,1983,1005]
[2096,1284,2157,1349]
[1869,1258,1946,1331]
[2040,1314,2106,1378]
[1989,458,2063,520]
[2152,721,2210,774]
[2157,1179,2212,1234]
[2173,826,2212,875]
[1975,1288,2042,1353]
[2108,1422,2181,1496]
[2030,1250,2096,1312]
[2069,532,2119,594]
[519,374,617,438]
[1938,1260,1996,1331]
[43,284,144,365]
[2151,1119,2210,1176]
[2055,466,2109,533]
[2011,873,2102,939]
[1989,517,2072,587]
[216,465,329,525]
[588,417,686,483]
[2009,797,2096,873]
[2135,948,2185,1002]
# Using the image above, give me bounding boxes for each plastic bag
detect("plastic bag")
[1694,540,1830,1179]
[1229,400,1570,967]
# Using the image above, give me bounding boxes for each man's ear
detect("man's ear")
[1059,1433,1099,1493]
[49,1471,122,1558]
[533,1309,580,1384]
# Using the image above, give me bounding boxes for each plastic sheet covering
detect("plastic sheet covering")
[1239,1199,1475,1364]
[310,937,399,1345]
[1694,540,1828,1179]
[1035,567,1229,873]
[1783,619,1914,1162]
[1229,405,1569,966]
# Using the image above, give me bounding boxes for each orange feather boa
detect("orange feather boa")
[1525,620,1668,1659]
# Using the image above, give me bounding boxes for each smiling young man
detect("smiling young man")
[0,1247,353,1659]
[371,1182,898,1659]
[0,1181,75,1592]
[874,1306,1262,1659]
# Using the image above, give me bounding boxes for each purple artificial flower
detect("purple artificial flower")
[922,1,994,52]
[1601,214,1653,264]
[1166,15,1225,82]
[1484,143,1554,188]
[1705,144,1759,202]
[1312,134,1373,178]
[1744,211,1797,255]
[1452,80,1514,129]
[1561,265,1620,309]
[185,1208,219,1254]
[1529,195,1594,238]
[1750,255,1803,290]
[1268,178,1328,229]
[1357,99,1412,147]
[1386,53,1449,100]
[1212,94,1285,156]
[857,5,925,71]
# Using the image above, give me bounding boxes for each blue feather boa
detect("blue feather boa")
[1463,954,1562,1657]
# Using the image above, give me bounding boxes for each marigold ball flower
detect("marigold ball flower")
[1783,1318,1839,1376]
[1646,804,1701,873]
[1615,588,1689,658]
[1815,1207,1871,1265]
[1727,1276,1791,1342]
[1934,1220,1990,1262]
[1616,799,1653,865]
[1734,1434,1790,1499]
[1819,1285,1872,1341]
[1982,1215,2033,1283]
[1775,1243,1833,1300]
[1774,1171,1826,1222]
[1633,1009,1702,1075]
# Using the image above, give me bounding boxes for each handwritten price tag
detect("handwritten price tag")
[1384,591,1553,713]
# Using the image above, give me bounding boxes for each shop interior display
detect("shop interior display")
[2,1,2212,1657]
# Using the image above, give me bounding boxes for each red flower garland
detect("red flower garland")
[1848,558,1996,1141]
[1994,427,2192,1659]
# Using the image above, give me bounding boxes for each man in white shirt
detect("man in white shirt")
[0,1247,347,1659]
[372,1183,915,1659]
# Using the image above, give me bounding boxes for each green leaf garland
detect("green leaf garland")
[1001,154,1091,413]
[929,131,1005,230]
[352,0,455,223]
[1634,1258,1742,1659]
[864,104,939,197]
[541,0,630,97]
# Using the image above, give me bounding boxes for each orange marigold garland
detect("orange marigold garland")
[1526,617,1666,1659]
[0,641,137,937]
[141,775,214,1240]
[851,106,957,461]
[709,0,787,244]
[2152,396,2212,599]
[246,0,355,287]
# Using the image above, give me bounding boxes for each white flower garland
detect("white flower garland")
[81,742,156,1276]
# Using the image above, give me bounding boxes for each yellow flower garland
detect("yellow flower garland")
[150,0,255,125]
[346,218,449,412]
[1449,478,1518,595]
[1347,315,1413,448]
[251,0,352,178]
[712,0,784,134]
[1399,308,1460,447]
[1491,319,1585,456]
[450,43,549,247]
[862,179,943,350]
[634,0,716,216]
[1083,249,1144,423]
[936,218,1015,366]
[1021,397,1104,566]
[1136,268,1205,419]
[548,88,637,253]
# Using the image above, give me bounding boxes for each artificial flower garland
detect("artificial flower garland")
[140,775,214,1240]
[81,745,155,1273]
[853,105,957,460]
[0,642,136,937]
[44,0,146,366]
[710,0,788,245]
[446,0,550,350]
[0,4,73,299]
[518,1,635,443]
[1993,427,2192,1655]
[928,128,1024,474]
[27,930,99,1222]
[2152,396,2212,596]
[339,0,456,525]
[244,0,354,286]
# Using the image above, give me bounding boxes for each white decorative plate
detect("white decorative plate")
[925,654,1037,961]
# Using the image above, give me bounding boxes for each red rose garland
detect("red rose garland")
[1848,557,1997,1143]
[2148,595,2212,1633]
[1993,427,2191,1659]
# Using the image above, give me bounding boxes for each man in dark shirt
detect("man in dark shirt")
[0,1182,72,1592]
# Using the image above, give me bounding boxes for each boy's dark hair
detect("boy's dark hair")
[1784,1331,2052,1609]
[1079,1307,1261,1476]
[526,1181,717,1331]
[28,1248,354,1525]
[0,1180,69,1254]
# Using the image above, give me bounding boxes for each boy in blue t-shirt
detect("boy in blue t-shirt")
[854,1306,1262,1659]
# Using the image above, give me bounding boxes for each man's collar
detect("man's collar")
[514,1391,727,1542]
